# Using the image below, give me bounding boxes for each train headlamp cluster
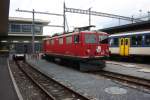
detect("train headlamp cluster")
[96,46,101,53]
[86,49,90,53]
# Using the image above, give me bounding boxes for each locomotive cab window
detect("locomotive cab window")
[85,34,97,44]
[99,35,108,44]
[74,35,79,43]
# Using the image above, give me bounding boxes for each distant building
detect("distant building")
[8,17,48,35]
[1,17,49,53]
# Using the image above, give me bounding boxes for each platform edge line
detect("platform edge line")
[7,59,24,100]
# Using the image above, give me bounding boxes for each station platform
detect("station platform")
[26,58,150,100]
[0,55,18,100]
[106,61,150,80]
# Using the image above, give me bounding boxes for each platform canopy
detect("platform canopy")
[0,0,10,36]
[99,21,150,34]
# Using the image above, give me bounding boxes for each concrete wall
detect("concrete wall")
[0,0,10,36]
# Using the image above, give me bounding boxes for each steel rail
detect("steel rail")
[25,62,91,100]
[99,70,150,90]
[16,60,91,100]
[15,61,56,100]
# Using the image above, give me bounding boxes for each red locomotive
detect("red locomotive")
[42,27,109,71]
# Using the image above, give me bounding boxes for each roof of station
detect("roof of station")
[8,34,46,37]
[99,20,150,34]
[9,17,50,25]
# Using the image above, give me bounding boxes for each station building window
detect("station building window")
[131,35,142,46]
[11,24,21,32]
[145,34,150,46]
[74,35,79,43]
[9,23,43,34]
[66,36,72,44]
[22,25,32,32]
[8,24,11,32]
[35,26,42,33]
[59,38,63,44]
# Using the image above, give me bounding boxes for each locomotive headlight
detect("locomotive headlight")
[96,46,101,53]
[87,49,90,53]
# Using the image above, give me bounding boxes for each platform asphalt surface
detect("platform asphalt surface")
[27,58,150,100]
[105,61,150,80]
[0,55,18,100]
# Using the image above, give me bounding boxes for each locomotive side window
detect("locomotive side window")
[85,34,97,43]
[49,39,51,45]
[74,35,79,43]
[59,38,63,44]
[131,35,142,46]
[66,36,72,44]
[145,35,150,46]
[99,35,108,44]
[51,39,54,45]
[46,40,50,45]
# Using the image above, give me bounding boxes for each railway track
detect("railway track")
[15,60,91,100]
[96,70,150,92]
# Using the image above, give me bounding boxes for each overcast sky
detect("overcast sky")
[9,0,150,35]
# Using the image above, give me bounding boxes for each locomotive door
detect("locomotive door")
[119,38,130,56]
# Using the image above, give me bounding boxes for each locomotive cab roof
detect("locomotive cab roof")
[43,31,108,40]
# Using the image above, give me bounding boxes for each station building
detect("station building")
[1,17,49,53]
